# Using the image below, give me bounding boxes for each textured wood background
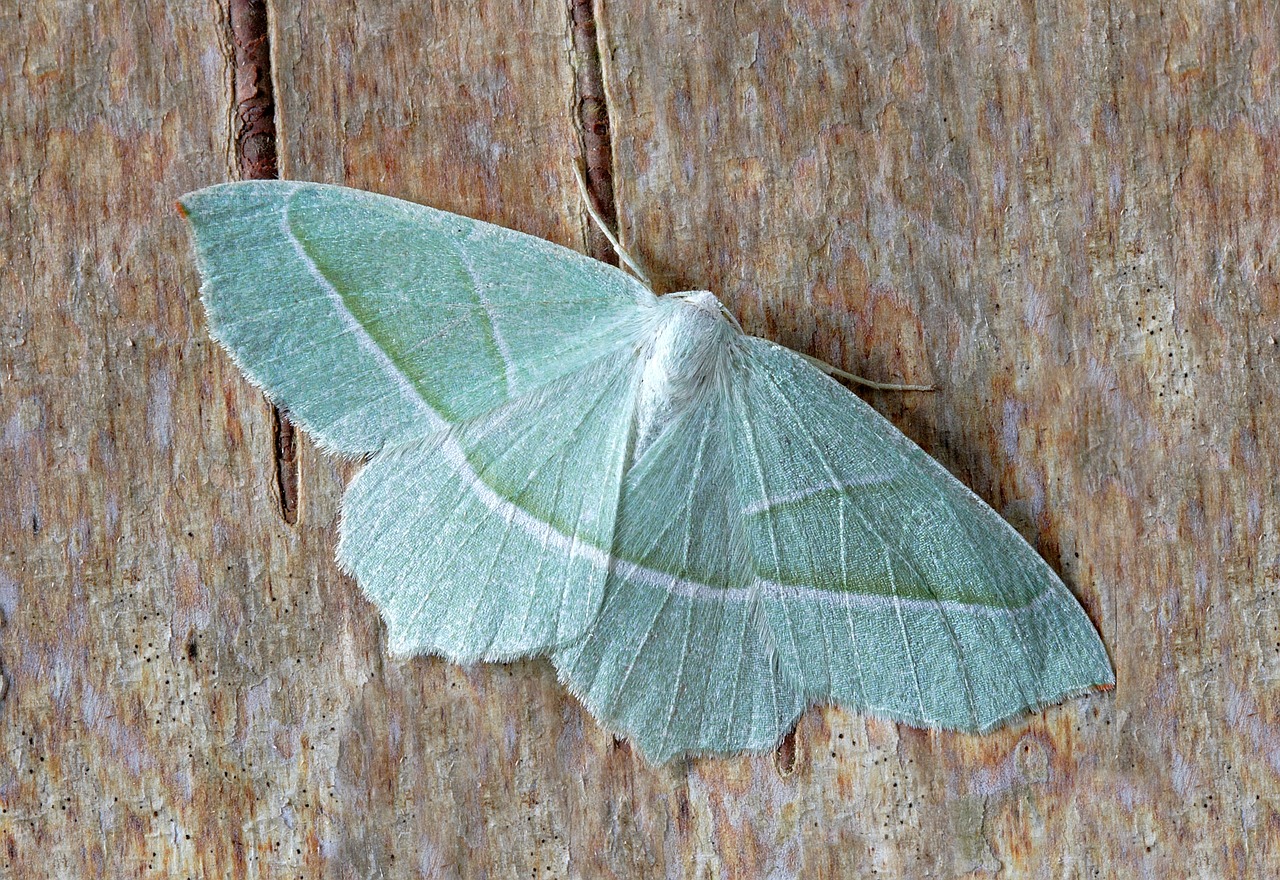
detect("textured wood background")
[3,0,1278,876]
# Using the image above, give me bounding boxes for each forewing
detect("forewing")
[731,337,1114,731]
[552,399,806,761]
[338,348,642,661]
[179,181,656,454]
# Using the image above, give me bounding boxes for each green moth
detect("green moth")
[179,180,1113,761]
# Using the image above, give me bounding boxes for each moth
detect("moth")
[179,180,1113,761]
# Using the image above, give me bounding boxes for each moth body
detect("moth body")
[633,291,735,458]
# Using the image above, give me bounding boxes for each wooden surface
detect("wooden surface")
[2,0,1278,876]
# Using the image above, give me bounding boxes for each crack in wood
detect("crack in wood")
[229,0,298,525]
[230,0,277,180]
[570,0,621,266]
[774,726,799,776]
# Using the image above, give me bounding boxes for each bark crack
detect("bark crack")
[774,726,799,776]
[229,0,298,525]
[570,0,621,266]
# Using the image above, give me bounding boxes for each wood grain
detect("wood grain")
[2,0,1278,876]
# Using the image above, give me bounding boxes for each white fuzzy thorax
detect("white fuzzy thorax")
[632,291,735,459]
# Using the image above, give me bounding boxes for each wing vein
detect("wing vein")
[452,239,517,397]
[761,366,979,725]
[280,189,444,429]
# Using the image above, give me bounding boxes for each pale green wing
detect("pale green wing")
[179,181,656,454]
[730,337,1114,732]
[338,347,642,661]
[552,400,806,760]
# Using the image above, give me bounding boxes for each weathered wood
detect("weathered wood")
[2,0,1278,876]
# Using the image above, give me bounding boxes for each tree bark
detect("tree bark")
[2,0,1277,876]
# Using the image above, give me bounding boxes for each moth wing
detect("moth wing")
[730,337,1114,732]
[179,181,656,454]
[552,397,807,761]
[338,347,643,661]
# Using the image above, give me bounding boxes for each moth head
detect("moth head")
[673,289,720,318]
[670,290,743,332]
[678,289,720,312]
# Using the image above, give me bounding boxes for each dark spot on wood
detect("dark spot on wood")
[774,726,799,776]
[674,785,692,833]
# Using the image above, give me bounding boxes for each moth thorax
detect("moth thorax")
[633,292,732,456]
